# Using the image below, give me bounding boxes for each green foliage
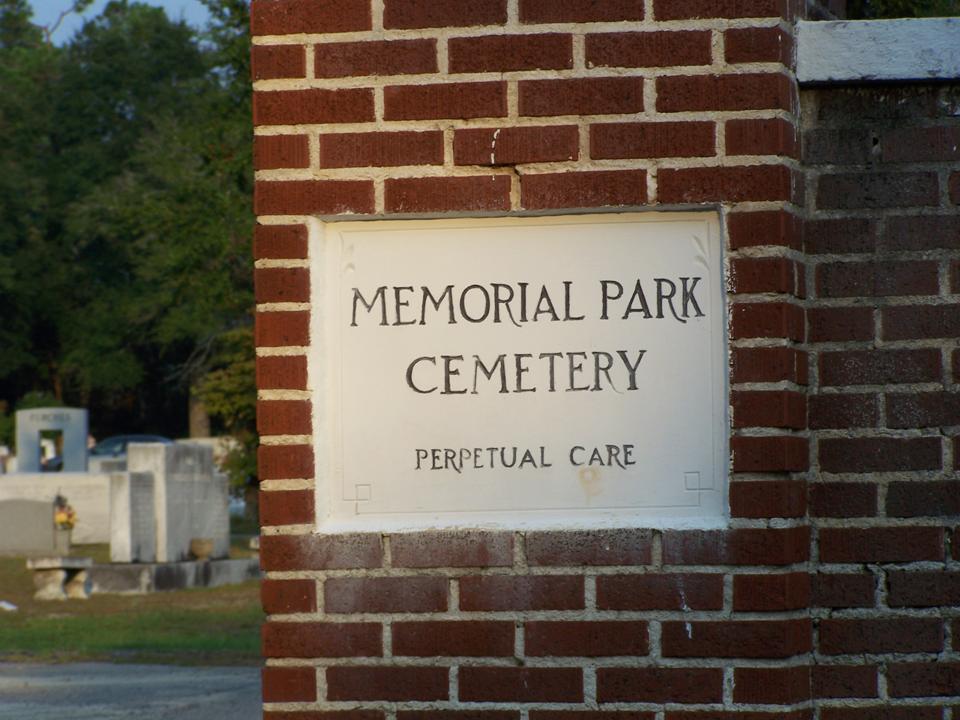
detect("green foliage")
[846,0,960,16]
[0,1,255,460]
[196,327,257,488]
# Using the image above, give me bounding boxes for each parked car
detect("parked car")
[89,434,173,458]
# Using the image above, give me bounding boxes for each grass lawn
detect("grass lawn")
[0,547,263,665]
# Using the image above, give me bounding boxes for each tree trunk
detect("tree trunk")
[188,388,211,438]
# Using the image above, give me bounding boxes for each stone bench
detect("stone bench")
[26,557,92,600]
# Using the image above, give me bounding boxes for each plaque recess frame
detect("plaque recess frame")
[309,212,728,532]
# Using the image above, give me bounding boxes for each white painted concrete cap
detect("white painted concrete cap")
[797,17,960,83]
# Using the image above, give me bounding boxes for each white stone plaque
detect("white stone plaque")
[310,213,727,530]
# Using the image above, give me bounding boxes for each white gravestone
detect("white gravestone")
[310,213,728,531]
[15,407,88,473]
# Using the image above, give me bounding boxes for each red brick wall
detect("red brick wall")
[803,84,960,718]
[253,0,810,716]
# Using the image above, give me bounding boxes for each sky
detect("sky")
[32,1,211,44]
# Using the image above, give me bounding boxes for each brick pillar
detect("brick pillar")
[253,0,812,715]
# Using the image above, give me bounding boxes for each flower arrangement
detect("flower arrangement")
[53,493,77,530]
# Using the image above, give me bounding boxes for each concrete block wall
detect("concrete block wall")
[803,84,960,719]
[253,0,811,717]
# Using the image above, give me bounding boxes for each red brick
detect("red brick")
[255,267,309,304]
[955,349,960,383]
[887,481,960,517]
[883,215,960,251]
[657,73,792,112]
[525,621,648,657]
[386,176,511,214]
[260,533,383,571]
[952,259,960,293]
[820,618,942,655]
[531,714,653,720]
[315,39,436,78]
[725,26,793,64]
[733,572,810,611]
[257,376,311,416]
[821,708,942,720]
[258,443,314,480]
[817,260,938,298]
[663,527,810,566]
[254,224,307,260]
[731,302,804,342]
[665,712,811,720]
[887,571,960,607]
[819,349,940,386]
[255,179,374,215]
[455,126,579,165]
[808,307,874,343]
[254,134,309,170]
[819,437,941,473]
[391,531,513,568]
[325,576,448,613]
[460,668,582,703]
[733,666,810,704]
[662,619,810,658]
[888,662,960,697]
[459,575,584,611]
[951,171,960,204]
[321,130,442,168]
[817,172,939,210]
[731,257,796,295]
[810,482,877,518]
[520,0,643,22]
[806,217,877,254]
[401,714,518,720]
[385,82,507,120]
[819,527,944,563]
[450,34,572,73]
[654,0,784,19]
[262,665,316,703]
[260,488,315,526]
[812,665,878,698]
[251,0,371,35]
[526,529,652,566]
[726,117,798,157]
[265,713,385,720]
[809,394,878,429]
[251,44,305,80]
[659,165,794,203]
[591,121,714,159]
[253,88,374,125]
[262,578,317,614]
[327,666,449,701]
[256,310,309,347]
[598,668,723,703]
[257,355,307,391]
[263,621,382,658]
[520,77,643,116]
[731,346,807,384]
[384,0,506,28]
[730,480,807,518]
[522,170,646,210]
[883,305,960,340]
[731,436,808,472]
[812,572,875,608]
[728,209,802,250]
[881,126,960,162]
[892,389,960,428]
[732,390,805,429]
[597,573,723,611]
[393,621,514,656]
[586,31,711,68]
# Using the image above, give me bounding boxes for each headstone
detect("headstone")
[0,475,112,544]
[109,472,157,563]
[14,407,88,473]
[127,443,229,562]
[0,500,54,554]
